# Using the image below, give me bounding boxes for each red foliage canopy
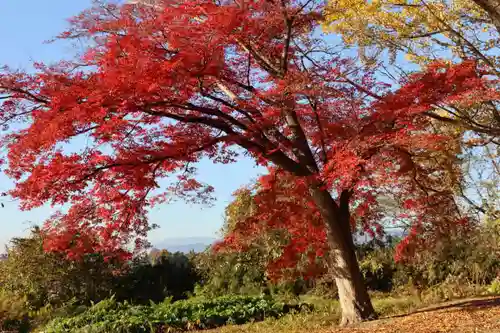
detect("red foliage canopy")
[0,0,496,260]
[216,163,473,280]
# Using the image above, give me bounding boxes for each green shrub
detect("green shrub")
[43,295,313,333]
[487,278,500,295]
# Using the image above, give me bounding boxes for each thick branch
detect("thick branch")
[146,101,249,132]
[280,2,293,75]
[425,106,500,136]
[142,104,308,175]
[282,98,319,173]
[472,0,500,33]
[237,40,282,78]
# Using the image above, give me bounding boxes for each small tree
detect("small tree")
[0,228,119,308]
[197,188,293,297]
[115,250,200,303]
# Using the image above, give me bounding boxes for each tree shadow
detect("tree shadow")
[386,296,500,319]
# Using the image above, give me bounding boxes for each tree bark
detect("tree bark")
[309,185,377,325]
[472,0,500,34]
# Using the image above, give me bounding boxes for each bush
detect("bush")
[0,293,30,333]
[487,278,500,295]
[194,242,274,298]
[43,295,313,333]
[394,222,500,293]
[357,238,397,293]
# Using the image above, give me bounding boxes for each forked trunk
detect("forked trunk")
[309,185,377,325]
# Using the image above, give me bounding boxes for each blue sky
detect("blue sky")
[0,1,264,249]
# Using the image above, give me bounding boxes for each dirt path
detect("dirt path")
[328,296,500,333]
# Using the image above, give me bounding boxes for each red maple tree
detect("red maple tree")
[0,0,496,324]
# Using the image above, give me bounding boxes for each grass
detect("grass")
[196,294,426,333]
[198,294,500,333]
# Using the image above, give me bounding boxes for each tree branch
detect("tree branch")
[280,1,293,75]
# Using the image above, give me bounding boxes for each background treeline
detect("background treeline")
[196,221,500,300]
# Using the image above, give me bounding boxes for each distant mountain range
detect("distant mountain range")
[153,237,217,253]
[0,231,406,257]
[151,230,405,254]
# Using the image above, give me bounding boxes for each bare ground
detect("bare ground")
[207,296,500,333]
[329,296,500,333]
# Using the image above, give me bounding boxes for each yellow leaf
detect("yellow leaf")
[404,54,414,61]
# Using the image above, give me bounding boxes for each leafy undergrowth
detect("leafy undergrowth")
[200,296,500,333]
[41,295,312,333]
[0,292,31,332]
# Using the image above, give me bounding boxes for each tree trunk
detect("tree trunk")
[309,185,377,325]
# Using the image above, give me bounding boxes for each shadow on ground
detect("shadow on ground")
[386,296,500,319]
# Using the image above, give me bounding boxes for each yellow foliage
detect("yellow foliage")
[0,293,28,321]
[323,0,500,163]
[223,188,255,235]
[323,0,497,66]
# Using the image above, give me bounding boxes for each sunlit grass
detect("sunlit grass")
[200,294,425,333]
